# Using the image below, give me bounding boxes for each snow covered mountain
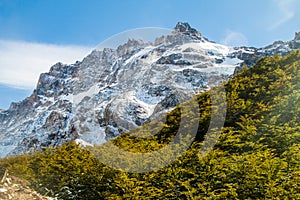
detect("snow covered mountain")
[0,22,299,157]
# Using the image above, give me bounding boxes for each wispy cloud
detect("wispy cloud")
[0,40,92,89]
[221,30,248,47]
[269,0,297,30]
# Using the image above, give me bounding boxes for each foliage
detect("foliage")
[0,50,299,199]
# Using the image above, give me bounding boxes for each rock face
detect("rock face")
[294,32,300,41]
[173,22,203,39]
[232,32,300,70]
[0,22,299,157]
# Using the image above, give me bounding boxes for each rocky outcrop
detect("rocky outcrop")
[294,32,300,41]
[0,169,50,200]
[173,22,203,39]
[232,33,300,72]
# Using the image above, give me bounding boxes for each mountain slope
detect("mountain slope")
[1,50,299,199]
[0,22,299,157]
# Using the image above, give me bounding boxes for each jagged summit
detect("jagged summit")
[294,32,300,41]
[121,38,145,47]
[173,22,197,34]
[173,22,202,39]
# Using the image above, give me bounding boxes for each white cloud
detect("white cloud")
[221,30,248,47]
[269,0,297,30]
[0,40,92,89]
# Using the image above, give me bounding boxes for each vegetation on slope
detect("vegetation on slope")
[0,50,299,199]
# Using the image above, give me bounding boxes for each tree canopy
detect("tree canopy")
[1,50,299,199]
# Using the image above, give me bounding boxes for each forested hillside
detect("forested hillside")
[0,50,299,199]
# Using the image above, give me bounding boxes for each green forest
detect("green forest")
[0,50,299,199]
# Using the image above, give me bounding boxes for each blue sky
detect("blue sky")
[0,0,300,109]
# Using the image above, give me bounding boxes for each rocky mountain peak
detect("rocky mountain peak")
[116,38,146,56]
[294,32,300,41]
[1,23,300,158]
[174,22,194,33]
[118,38,145,50]
[173,22,202,39]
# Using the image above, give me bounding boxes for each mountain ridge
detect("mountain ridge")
[0,22,299,157]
